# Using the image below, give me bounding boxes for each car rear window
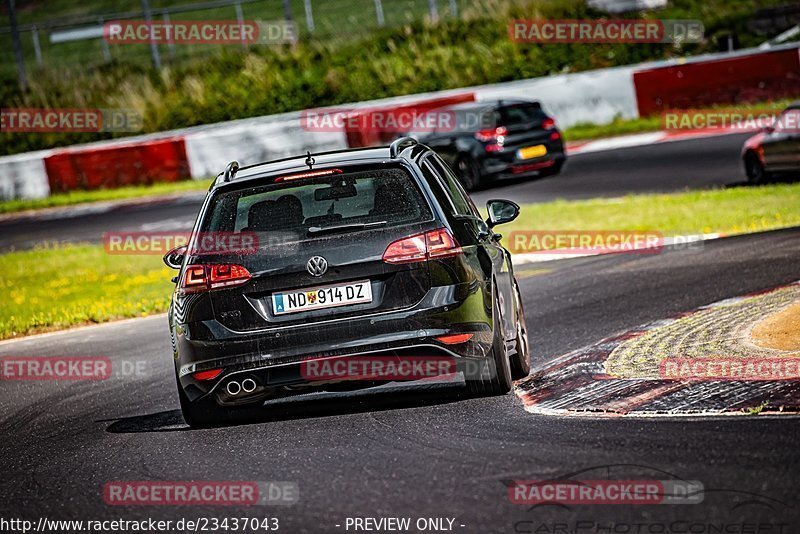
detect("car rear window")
[200,166,433,241]
[498,104,547,126]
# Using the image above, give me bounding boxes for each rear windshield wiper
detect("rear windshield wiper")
[307,221,387,236]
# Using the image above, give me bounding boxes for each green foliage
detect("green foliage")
[0,0,790,156]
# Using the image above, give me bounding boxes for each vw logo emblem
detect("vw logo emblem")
[306,256,328,277]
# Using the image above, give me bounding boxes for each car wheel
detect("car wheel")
[537,159,564,178]
[745,152,769,184]
[509,278,531,380]
[177,376,229,428]
[456,156,482,191]
[465,292,513,396]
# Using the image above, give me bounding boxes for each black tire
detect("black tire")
[177,377,229,428]
[455,156,482,191]
[465,293,513,396]
[538,159,564,178]
[745,152,769,184]
[509,278,531,380]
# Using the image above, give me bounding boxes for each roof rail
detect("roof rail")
[223,160,240,182]
[389,137,419,158]
[224,145,382,176]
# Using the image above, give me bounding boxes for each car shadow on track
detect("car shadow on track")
[101,381,471,433]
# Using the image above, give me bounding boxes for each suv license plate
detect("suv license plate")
[272,280,372,315]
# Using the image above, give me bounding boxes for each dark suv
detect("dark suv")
[404,100,566,190]
[164,138,530,427]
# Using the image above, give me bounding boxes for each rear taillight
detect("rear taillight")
[182,265,208,293]
[541,118,556,130]
[180,264,251,293]
[425,228,461,259]
[209,264,251,289]
[382,228,462,264]
[193,368,223,381]
[382,234,427,263]
[435,333,473,344]
[485,143,503,153]
[475,126,507,143]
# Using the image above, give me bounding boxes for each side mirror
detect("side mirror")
[486,199,520,228]
[163,245,187,270]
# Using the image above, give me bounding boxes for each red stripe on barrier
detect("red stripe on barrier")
[633,48,800,117]
[44,137,190,193]
[344,93,476,148]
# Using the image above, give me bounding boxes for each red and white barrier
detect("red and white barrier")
[184,116,347,179]
[1,44,796,200]
[0,150,53,200]
[634,46,800,116]
[45,137,190,193]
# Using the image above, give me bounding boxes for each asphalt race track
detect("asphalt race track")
[1,228,799,531]
[0,132,753,253]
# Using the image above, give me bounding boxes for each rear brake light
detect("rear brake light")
[180,264,251,293]
[275,168,343,182]
[382,234,427,264]
[209,264,251,289]
[425,228,461,259]
[182,265,208,293]
[485,143,503,153]
[193,368,223,381]
[550,131,561,141]
[541,118,556,130]
[382,228,462,264]
[435,333,473,344]
[475,126,507,143]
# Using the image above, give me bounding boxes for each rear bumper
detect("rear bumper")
[480,150,566,179]
[174,282,494,403]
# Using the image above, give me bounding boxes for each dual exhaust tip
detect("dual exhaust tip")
[226,377,257,396]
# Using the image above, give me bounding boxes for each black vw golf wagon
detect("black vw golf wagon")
[164,138,530,426]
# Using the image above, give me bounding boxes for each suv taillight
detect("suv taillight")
[180,264,251,293]
[541,117,556,130]
[383,228,462,264]
[475,126,508,143]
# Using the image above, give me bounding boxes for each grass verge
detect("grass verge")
[1,182,798,340]
[0,179,212,215]
[563,116,663,142]
[0,244,173,340]
[502,182,800,239]
[562,99,796,142]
